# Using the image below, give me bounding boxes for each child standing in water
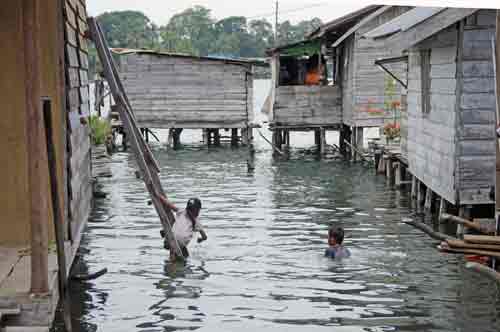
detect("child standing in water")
[156,194,207,261]
[325,226,350,259]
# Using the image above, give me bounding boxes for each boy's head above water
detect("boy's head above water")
[328,226,344,246]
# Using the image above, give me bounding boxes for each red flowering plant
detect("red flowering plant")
[383,122,400,140]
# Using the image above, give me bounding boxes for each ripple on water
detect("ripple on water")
[53,128,500,332]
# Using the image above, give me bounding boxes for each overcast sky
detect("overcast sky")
[87,0,500,25]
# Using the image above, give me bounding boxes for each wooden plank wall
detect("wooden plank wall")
[457,10,497,204]
[407,25,459,204]
[64,0,92,241]
[118,53,253,129]
[274,85,342,126]
[340,35,355,127]
[349,6,412,128]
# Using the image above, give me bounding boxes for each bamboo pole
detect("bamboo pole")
[464,234,500,245]
[43,101,72,331]
[438,245,500,259]
[23,0,49,294]
[258,129,285,156]
[446,239,500,251]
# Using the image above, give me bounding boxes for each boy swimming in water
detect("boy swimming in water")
[156,194,207,261]
[325,226,350,259]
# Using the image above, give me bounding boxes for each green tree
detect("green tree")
[97,11,158,49]
[161,6,215,56]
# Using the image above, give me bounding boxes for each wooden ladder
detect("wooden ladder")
[86,17,185,260]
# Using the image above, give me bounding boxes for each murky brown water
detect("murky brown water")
[53,80,500,332]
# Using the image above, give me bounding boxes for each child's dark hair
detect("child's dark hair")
[328,226,344,244]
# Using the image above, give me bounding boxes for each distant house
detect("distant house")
[114,49,256,146]
[364,7,498,208]
[0,0,92,328]
[265,5,412,155]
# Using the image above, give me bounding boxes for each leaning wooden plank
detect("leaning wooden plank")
[87,17,184,259]
[95,21,160,174]
[446,239,500,251]
[403,219,454,241]
[464,235,500,245]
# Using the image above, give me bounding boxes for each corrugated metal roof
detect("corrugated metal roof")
[308,5,383,39]
[110,48,260,66]
[363,7,446,39]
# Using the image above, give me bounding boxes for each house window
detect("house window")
[420,49,431,114]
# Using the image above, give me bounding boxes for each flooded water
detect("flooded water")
[54,80,500,332]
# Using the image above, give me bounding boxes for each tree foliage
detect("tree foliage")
[90,7,322,75]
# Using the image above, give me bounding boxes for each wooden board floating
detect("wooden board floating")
[446,239,500,251]
[464,235,500,245]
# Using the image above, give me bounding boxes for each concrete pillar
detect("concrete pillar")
[167,128,174,148]
[377,152,386,174]
[439,198,448,222]
[202,129,209,146]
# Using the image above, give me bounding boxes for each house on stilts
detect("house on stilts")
[0,0,92,329]
[265,5,412,156]
[363,7,499,218]
[113,49,259,148]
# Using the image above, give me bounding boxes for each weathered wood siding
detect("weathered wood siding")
[340,35,356,127]
[407,25,459,204]
[456,10,497,204]
[64,0,92,241]
[1,2,66,244]
[348,6,411,127]
[118,53,253,129]
[273,85,342,126]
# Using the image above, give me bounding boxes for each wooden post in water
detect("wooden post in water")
[394,162,402,187]
[231,129,238,147]
[377,151,386,174]
[320,127,326,156]
[424,187,433,212]
[213,129,220,147]
[173,128,183,149]
[386,156,393,183]
[439,198,448,222]
[411,175,417,199]
[23,0,49,294]
[43,100,72,331]
[457,206,472,238]
[416,182,424,213]
[202,129,209,146]
[167,129,174,148]
[351,127,357,161]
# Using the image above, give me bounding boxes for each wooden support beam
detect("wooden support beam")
[385,156,393,183]
[394,162,402,187]
[320,127,326,156]
[424,187,433,211]
[377,152,386,174]
[457,206,472,238]
[411,175,417,199]
[231,128,238,147]
[23,0,49,294]
[43,101,72,331]
[202,129,209,146]
[439,198,448,222]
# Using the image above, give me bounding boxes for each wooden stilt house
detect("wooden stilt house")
[364,7,498,211]
[265,5,412,156]
[0,0,92,328]
[113,50,256,147]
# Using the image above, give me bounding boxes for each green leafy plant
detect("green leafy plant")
[89,115,111,145]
